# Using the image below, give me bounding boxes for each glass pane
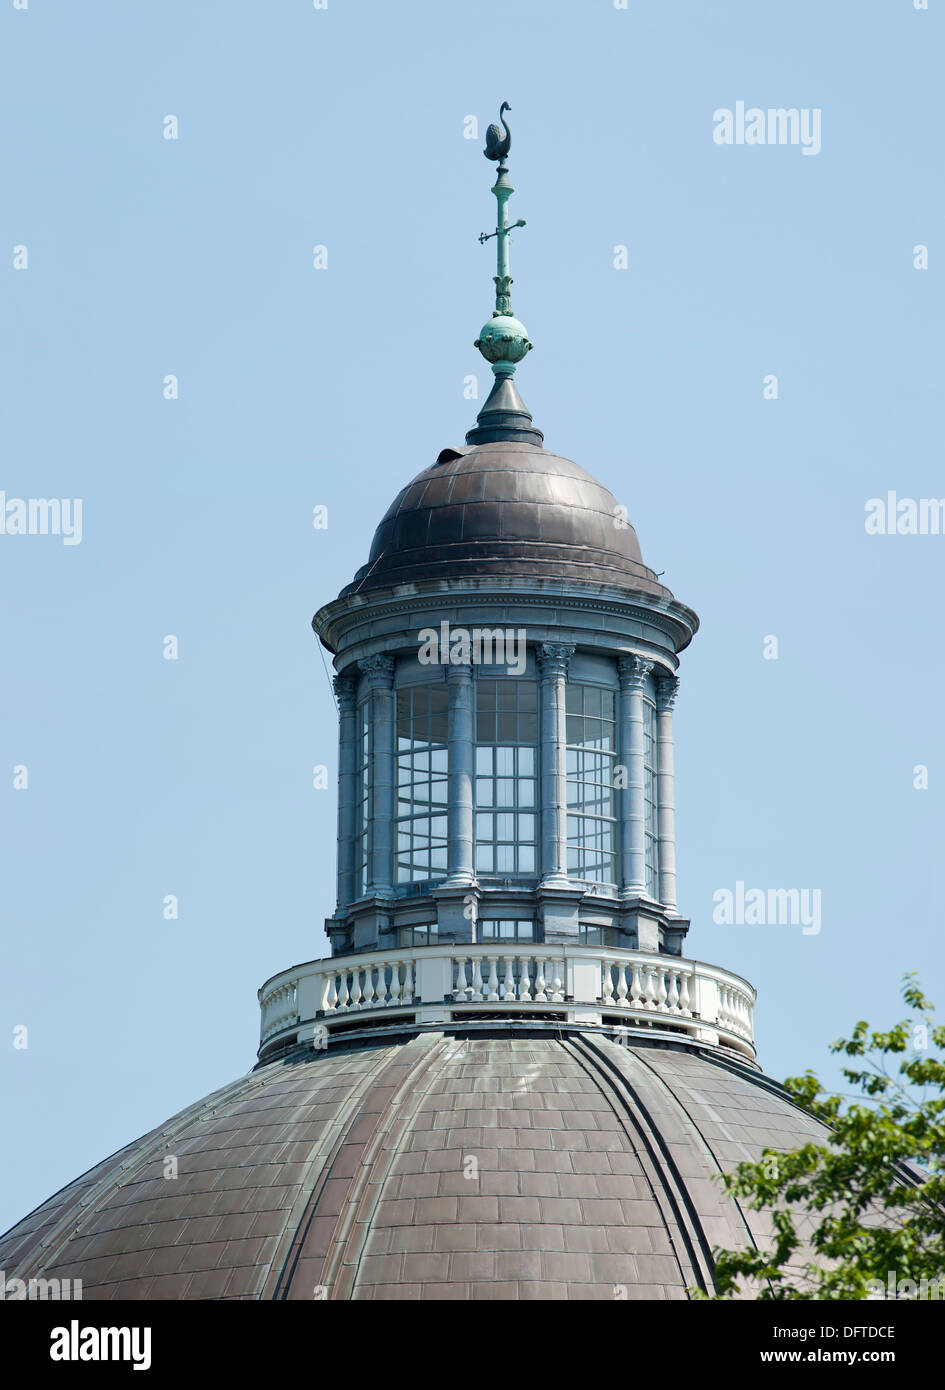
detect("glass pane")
[518,747,534,775]
[517,814,535,840]
[431,816,448,838]
[496,845,514,872]
[518,681,537,711]
[566,714,583,744]
[585,685,602,717]
[496,779,514,805]
[476,680,496,710]
[430,711,448,743]
[565,684,582,714]
[476,813,494,840]
[601,689,615,721]
[431,748,447,772]
[496,813,514,840]
[497,681,516,710]
[518,713,537,744]
[497,711,516,742]
[476,777,494,807]
[476,747,493,775]
[430,685,448,713]
[476,845,493,872]
[519,846,535,873]
[431,848,447,870]
[496,746,514,776]
[477,712,495,742]
[518,779,535,807]
[500,920,515,938]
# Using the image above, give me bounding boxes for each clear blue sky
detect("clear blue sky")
[1,0,942,1234]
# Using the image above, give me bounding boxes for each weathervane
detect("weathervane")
[474,101,533,375]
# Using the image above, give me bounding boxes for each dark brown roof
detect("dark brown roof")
[0,1035,829,1300]
[342,443,673,599]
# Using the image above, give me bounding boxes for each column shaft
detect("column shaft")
[358,654,395,896]
[657,677,679,913]
[537,644,574,887]
[618,655,653,896]
[445,663,475,887]
[333,673,359,910]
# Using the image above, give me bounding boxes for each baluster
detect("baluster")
[486,956,500,1002]
[471,957,484,1002]
[655,968,668,1012]
[349,969,364,1010]
[453,957,468,1001]
[337,972,349,1011]
[320,973,333,1013]
[630,963,644,1009]
[549,962,564,1004]
[666,970,679,1013]
[502,956,517,1001]
[362,964,376,1008]
[601,960,615,1004]
[615,962,629,1008]
[518,956,533,1001]
[533,958,547,1002]
[644,965,658,1010]
[388,961,402,1007]
[401,958,414,1005]
[678,971,691,1017]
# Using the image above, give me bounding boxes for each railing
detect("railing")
[258,945,756,1057]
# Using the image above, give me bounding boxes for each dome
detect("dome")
[343,442,672,599]
[0,1034,829,1300]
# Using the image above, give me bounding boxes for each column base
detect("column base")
[441,871,478,890]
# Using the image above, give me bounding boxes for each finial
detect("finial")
[466,103,542,449]
[474,101,532,376]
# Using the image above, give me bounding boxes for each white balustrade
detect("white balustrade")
[259,946,755,1057]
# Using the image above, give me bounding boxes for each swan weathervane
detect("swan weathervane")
[484,101,512,162]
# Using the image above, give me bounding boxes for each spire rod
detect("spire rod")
[467,102,543,448]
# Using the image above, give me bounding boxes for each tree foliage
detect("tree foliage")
[705,976,945,1299]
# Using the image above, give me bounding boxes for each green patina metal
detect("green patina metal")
[475,102,532,378]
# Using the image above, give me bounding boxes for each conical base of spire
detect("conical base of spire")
[465,373,544,447]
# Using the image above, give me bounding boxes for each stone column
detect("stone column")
[617,654,653,897]
[444,662,476,888]
[333,672,359,911]
[537,643,574,888]
[656,675,680,914]
[358,654,395,896]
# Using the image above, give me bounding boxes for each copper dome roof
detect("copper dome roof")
[0,1034,830,1300]
[342,442,673,600]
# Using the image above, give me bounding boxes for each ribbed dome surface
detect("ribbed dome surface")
[0,1035,828,1300]
[343,443,672,598]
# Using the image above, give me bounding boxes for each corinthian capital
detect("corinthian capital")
[656,675,680,712]
[332,671,358,709]
[617,654,653,690]
[536,643,575,680]
[357,653,395,688]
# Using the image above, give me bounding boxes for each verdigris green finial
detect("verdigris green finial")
[474,101,533,378]
[465,103,543,449]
